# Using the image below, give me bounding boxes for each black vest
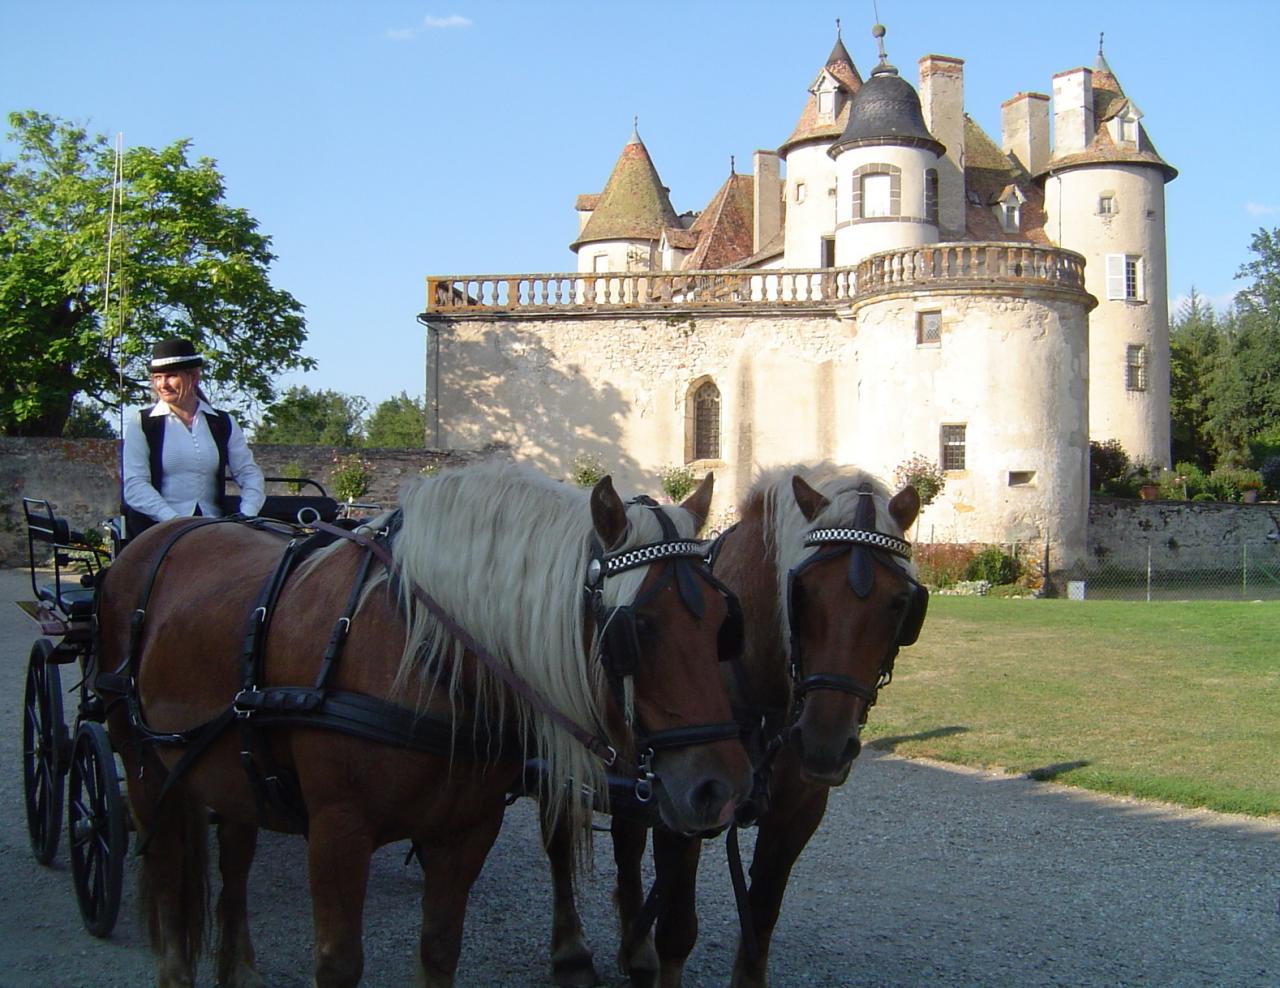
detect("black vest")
[123,405,232,538]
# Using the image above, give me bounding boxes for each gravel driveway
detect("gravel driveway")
[2,567,1276,987]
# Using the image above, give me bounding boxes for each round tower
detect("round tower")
[777,28,863,269]
[1040,40,1176,469]
[828,25,944,269]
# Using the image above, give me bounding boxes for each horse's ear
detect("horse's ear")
[590,475,628,549]
[791,475,830,522]
[888,485,922,533]
[680,472,714,531]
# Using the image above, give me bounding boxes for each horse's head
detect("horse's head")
[781,473,927,786]
[586,473,752,835]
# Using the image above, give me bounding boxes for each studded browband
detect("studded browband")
[587,540,708,585]
[803,527,913,561]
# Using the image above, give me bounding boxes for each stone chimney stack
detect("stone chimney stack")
[752,149,782,253]
[1051,68,1094,156]
[918,55,965,236]
[1001,92,1050,175]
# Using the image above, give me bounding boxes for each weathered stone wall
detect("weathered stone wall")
[0,437,499,566]
[1086,497,1280,573]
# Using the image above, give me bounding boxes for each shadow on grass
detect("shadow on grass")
[1025,760,1091,781]
[868,725,969,753]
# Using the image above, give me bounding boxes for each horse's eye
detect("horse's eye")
[632,615,657,643]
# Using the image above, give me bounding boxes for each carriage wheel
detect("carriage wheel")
[68,721,127,938]
[23,639,67,865]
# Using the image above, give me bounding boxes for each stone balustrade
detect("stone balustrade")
[424,243,1088,314]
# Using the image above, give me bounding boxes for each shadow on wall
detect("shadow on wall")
[434,323,643,488]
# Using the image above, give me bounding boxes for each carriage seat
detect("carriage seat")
[37,583,97,618]
[257,494,341,526]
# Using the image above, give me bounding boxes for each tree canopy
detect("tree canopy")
[364,392,427,447]
[0,110,310,436]
[253,386,368,446]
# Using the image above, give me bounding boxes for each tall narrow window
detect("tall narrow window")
[693,381,721,460]
[941,424,967,471]
[861,173,892,218]
[1106,254,1144,301]
[1126,344,1148,391]
[820,236,836,269]
[917,310,942,345]
[795,181,807,204]
[924,168,939,225]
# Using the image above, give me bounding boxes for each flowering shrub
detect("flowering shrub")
[570,453,606,488]
[331,454,373,502]
[914,543,979,588]
[659,464,698,502]
[893,454,946,506]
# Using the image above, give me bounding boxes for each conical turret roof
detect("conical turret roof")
[1038,49,1176,181]
[779,33,863,155]
[571,127,680,251]
[680,169,756,270]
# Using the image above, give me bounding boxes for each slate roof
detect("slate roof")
[571,132,681,251]
[830,62,944,156]
[779,36,864,154]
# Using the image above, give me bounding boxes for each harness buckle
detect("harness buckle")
[634,746,656,804]
[233,687,258,719]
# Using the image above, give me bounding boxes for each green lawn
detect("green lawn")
[864,597,1280,817]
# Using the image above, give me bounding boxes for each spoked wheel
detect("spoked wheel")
[23,639,67,864]
[68,720,127,938]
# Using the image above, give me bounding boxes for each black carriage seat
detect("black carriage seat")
[257,494,340,526]
[36,583,98,618]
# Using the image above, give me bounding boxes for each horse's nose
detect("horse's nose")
[843,732,863,763]
[689,775,736,826]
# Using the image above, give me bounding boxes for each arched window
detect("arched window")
[691,380,721,461]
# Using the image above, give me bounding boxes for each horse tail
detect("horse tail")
[137,773,210,975]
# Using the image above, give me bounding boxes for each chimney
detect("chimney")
[918,55,965,235]
[752,149,782,253]
[1001,92,1050,175]
[1051,68,1094,157]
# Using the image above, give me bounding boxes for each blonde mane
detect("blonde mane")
[390,459,704,832]
[752,462,919,656]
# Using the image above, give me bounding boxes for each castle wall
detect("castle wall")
[846,289,1091,568]
[1044,163,1170,467]
[781,142,838,268]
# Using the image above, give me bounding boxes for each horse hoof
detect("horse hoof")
[552,955,601,987]
[622,969,659,988]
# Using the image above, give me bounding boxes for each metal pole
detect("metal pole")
[1243,542,1248,599]
[1146,542,1152,603]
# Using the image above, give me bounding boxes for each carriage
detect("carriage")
[16,478,345,938]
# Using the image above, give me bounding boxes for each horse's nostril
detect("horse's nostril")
[691,776,733,820]
[844,733,863,763]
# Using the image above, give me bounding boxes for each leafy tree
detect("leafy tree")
[1169,289,1221,470]
[61,400,117,438]
[364,392,426,447]
[254,386,367,446]
[0,110,310,435]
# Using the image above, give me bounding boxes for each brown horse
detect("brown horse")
[95,459,752,988]
[542,463,925,988]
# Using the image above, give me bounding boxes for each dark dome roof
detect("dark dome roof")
[829,63,944,157]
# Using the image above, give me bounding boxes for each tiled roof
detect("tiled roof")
[575,194,600,211]
[681,173,757,270]
[663,228,699,250]
[571,134,681,251]
[962,116,1049,244]
[1038,64,1176,181]
[779,37,863,154]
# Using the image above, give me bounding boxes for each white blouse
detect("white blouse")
[122,400,265,522]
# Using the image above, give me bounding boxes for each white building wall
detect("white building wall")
[831,144,940,268]
[1044,163,1170,468]
[781,142,839,268]
[575,239,655,274]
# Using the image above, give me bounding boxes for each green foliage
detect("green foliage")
[915,543,979,589]
[61,400,116,438]
[254,386,367,446]
[0,111,310,436]
[364,392,426,448]
[964,547,1019,585]
[1089,439,1135,495]
[570,453,606,488]
[1169,289,1222,471]
[331,454,372,502]
[1260,456,1280,497]
[893,453,946,506]
[1204,465,1264,502]
[658,464,698,502]
[280,460,306,495]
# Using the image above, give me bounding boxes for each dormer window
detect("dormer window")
[813,71,842,123]
[994,187,1025,234]
[1107,100,1143,148]
[818,89,834,118]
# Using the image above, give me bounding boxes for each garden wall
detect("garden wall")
[0,437,505,566]
[1086,496,1280,573]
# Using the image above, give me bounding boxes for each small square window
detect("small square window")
[917,310,941,345]
[1008,471,1036,486]
[1099,194,1116,215]
[941,424,967,471]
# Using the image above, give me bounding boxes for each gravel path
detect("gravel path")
[2,567,1277,987]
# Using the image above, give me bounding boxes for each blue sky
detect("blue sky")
[4,1,1277,414]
